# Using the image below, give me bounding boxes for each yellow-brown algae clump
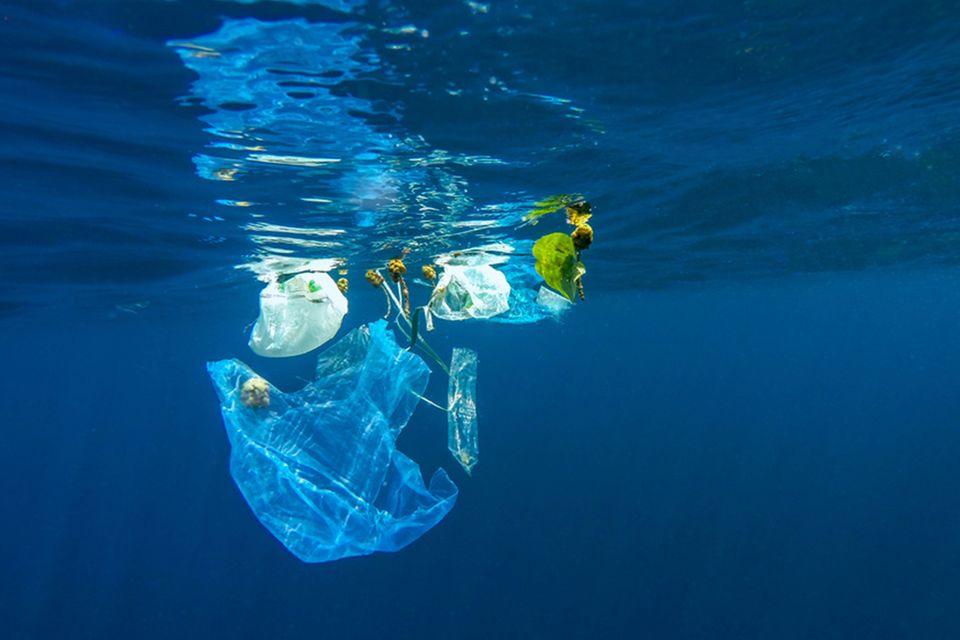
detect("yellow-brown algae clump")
[365,269,385,287]
[240,377,270,409]
[422,264,437,283]
[337,277,349,294]
[565,200,592,226]
[571,223,593,251]
[387,258,407,283]
[387,258,411,319]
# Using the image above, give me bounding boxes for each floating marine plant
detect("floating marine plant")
[523,193,585,225]
[530,196,593,301]
[240,376,270,408]
[422,264,437,283]
[387,256,411,320]
[533,233,585,301]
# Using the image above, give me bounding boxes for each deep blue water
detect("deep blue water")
[4,1,960,638]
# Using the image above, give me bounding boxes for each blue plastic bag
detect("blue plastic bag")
[207,321,457,562]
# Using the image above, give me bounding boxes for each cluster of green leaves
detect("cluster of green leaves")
[523,193,584,224]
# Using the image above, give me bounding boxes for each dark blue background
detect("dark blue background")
[4,271,960,639]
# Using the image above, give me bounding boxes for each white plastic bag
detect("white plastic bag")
[249,272,348,357]
[429,265,511,321]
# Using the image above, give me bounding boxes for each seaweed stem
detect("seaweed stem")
[377,270,450,375]
[381,286,392,319]
[409,390,448,412]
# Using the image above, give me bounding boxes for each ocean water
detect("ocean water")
[4,0,960,638]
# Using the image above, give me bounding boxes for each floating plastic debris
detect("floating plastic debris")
[535,285,574,315]
[429,265,511,321]
[488,257,571,324]
[447,347,479,474]
[248,272,347,357]
[208,321,458,563]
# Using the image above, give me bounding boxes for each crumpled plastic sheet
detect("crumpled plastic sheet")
[429,264,511,321]
[448,348,479,474]
[208,320,458,563]
[488,257,572,324]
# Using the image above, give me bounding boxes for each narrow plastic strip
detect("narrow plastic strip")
[447,348,479,474]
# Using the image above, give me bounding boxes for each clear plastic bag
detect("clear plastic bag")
[248,272,348,357]
[429,265,511,321]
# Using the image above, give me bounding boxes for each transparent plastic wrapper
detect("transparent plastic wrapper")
[208,321,458,563]
[248,272,348,358]
[488,259,572,324]
[535,285,574,314]
[430,243,570,324]
[447,348,479,474]
[429,265,511,321]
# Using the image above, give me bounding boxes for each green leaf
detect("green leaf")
[524,193,579,223]
[533,233,584,301]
